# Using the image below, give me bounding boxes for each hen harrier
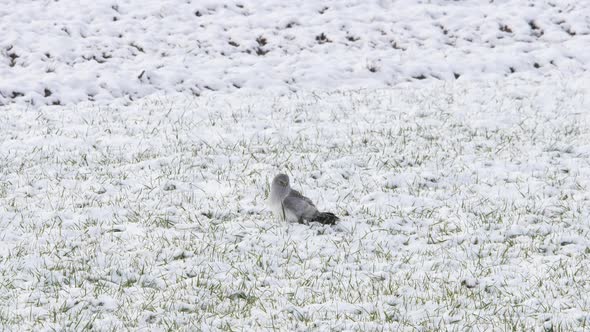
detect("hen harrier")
[269,173,339,225]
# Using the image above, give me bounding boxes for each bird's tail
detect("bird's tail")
[312,212,339,225]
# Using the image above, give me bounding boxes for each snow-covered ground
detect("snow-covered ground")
[2,0,590,331]
[1,0,589,106]
[2,77,590,330]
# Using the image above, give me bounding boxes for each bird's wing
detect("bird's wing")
[282,190,318,221]
[289,189,316,207]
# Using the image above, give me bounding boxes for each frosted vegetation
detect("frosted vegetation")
[1,0,590,330]
[2,78,590,330]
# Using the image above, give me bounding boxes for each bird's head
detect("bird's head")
[272,173,290,188]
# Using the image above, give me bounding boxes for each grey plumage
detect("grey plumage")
[269,174,339,225]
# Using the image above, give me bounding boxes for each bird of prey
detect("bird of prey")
[269,173,339,225]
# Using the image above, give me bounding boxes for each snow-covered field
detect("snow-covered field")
[2,79,590,330]
[2,0,590,331]
[1,0,589,106]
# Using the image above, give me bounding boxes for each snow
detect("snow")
[2,0,590,330]
[1,0,590,106]
[1,77,590,330]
